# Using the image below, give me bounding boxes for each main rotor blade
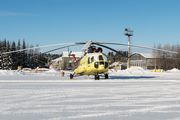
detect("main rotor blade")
[94,42,178,54]
[75,42,87,45]
[30,44,78,58]
[94,43,128,58]
[2,42,75,54]
[82,40,92,50]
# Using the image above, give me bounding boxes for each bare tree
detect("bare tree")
[35,44,40,55]
[153,43,180,70]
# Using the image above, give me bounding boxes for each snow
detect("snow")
[110,62,120,67]
[131,53,154,58]
[51,57,62,62]
[62,51,83,58]
[166,68,180,73]
[1,67,180,120]
[51,51,83,62]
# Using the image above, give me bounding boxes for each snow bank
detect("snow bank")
[166,68,180,73]
[109,67,151,76]
[0,67,180,80]
[45,69,60,72]
[110,62,119,67]
[0,70,25,76]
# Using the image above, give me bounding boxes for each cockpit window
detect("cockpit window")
[99,55,104,60]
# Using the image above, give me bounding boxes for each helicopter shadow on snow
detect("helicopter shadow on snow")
[109,75,156,79]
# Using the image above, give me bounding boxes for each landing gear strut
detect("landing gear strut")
[95,75,99,80]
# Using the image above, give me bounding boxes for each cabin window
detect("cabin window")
[99,55,104,60]
[91,56,94,63]
[87,57,90,64]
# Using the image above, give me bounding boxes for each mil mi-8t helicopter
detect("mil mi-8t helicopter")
[70,41,112,80]
[3,40,178,80]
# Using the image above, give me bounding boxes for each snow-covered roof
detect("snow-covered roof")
[130,53,154,58]
[52,51,83,62]
[36,68,49,71]
[51,57,62,62]
[62,51,83,57]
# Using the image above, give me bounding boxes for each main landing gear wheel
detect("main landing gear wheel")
[95,75,99,80]
[70,74,73,79]
[105,73,108,79]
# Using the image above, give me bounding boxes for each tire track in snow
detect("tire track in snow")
[1,81,180,120]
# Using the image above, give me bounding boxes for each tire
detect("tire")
[105,73,108,79]
[95,75,99,80]
[70,74,73,79]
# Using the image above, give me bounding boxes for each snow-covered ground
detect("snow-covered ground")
[0,67,180,120]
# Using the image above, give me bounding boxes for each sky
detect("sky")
[0,0,180,54]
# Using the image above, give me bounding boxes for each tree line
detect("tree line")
[107,43,180,70]
[108,51,128,63]
[153,43,180,70]
[1,39,179,71]
[0,39,61,70]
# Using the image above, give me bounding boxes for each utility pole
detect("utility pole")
[124,28,133,68]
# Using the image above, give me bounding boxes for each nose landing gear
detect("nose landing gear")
[70,73,108,80]
[94,74,99,80]
[94,73,108,80]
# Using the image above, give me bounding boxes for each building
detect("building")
[51,51,82,70]
[109,62,127,71]
[130,53,158,69]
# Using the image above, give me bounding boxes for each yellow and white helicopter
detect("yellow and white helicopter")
[68,40,132,80]
[70,43,110,80]
[3,40,178,80]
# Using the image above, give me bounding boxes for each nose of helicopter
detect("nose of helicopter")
[93,61,109,74]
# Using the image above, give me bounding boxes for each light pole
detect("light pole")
[124,28,133,68]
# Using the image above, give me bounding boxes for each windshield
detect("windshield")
[99,55,104,60]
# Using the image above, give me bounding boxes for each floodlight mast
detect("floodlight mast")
[124,28,133,68]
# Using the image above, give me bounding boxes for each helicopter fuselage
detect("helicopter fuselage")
[74,52,109,76]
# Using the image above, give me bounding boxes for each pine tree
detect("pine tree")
[0,40,2,69]
[3,41,12,69]
[17,39,21,67]
[21,39,28,68]
[11,41,17,69]
[1,39,7,69]
[0,39,62,69]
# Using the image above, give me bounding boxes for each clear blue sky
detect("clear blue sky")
[1,0,180,54]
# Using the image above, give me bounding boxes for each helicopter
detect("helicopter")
[2,40,178,80]
[69,44,110,80]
